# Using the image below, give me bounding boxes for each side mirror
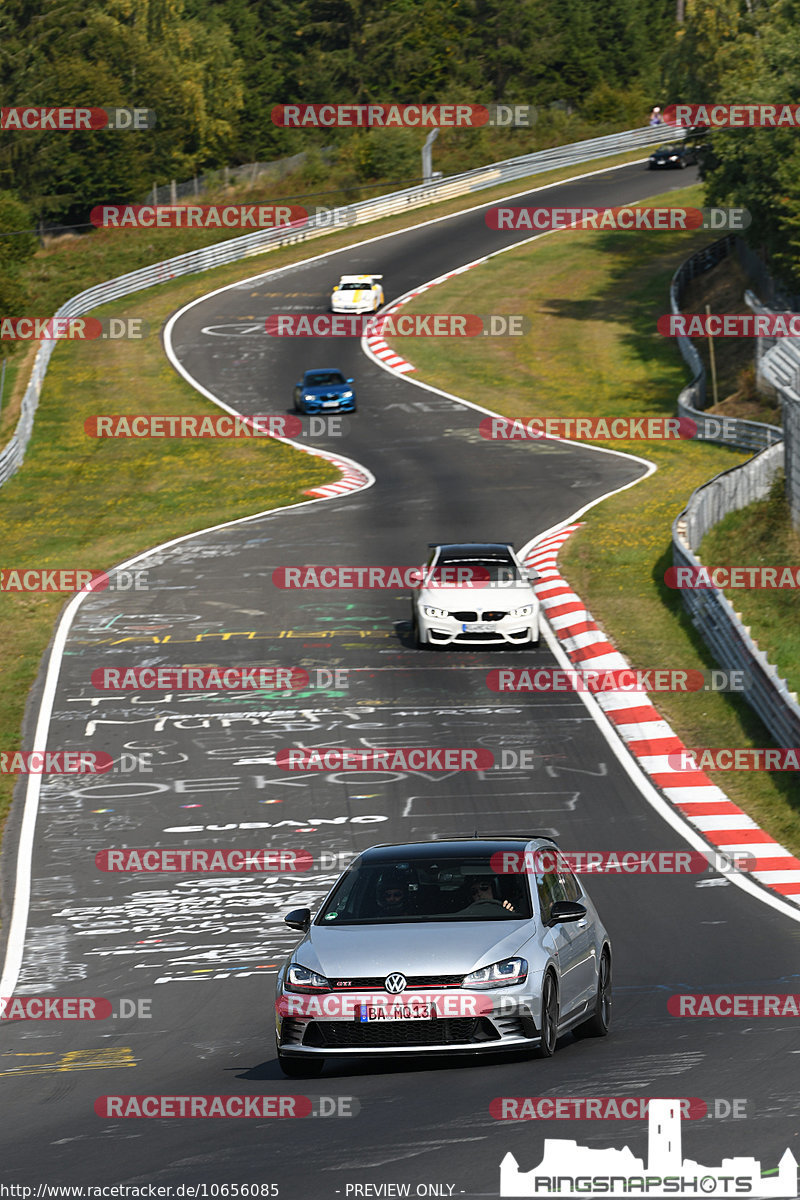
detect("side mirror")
[548,901,586,925]
[346,378,354,385]
[284,907,311,932]
[408,568,423,585]
[294,381,302,389]
[525,568,541,583]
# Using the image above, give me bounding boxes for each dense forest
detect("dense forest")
[1,0,799,288]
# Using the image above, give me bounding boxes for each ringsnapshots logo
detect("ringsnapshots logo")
[498,1099,797,1197]
[265,314,528,337]
[485,207,750,232]
[1,106,156,131]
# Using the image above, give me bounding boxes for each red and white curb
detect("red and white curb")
[525,524,800,905]
[305,454,371,498]
[364,261,486,375]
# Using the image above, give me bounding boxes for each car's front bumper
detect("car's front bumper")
[276,990,540,1057]
[299,397,356,413]
[417,611,540,646]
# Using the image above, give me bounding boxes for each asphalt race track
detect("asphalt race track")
[2,160,799,1196]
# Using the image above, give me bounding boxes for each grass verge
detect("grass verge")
[383,182,800,858]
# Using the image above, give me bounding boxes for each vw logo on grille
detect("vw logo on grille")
[385,973,407,994]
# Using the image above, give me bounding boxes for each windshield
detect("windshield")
[316,856,533,925]
[338,282,370,291]
[305,371,345,386]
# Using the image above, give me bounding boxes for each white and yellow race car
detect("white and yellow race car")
[330,274,384,314]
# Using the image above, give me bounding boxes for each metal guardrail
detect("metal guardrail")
[672,442,800,745]
[747,291,800,529]
[670,235,783,452]
[0,122,675,488]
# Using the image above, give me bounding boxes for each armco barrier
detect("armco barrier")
[670,235,783,452]
[746,291,800,530]
[0,123,674,488]
[672,442,800,746]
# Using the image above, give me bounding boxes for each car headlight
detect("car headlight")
[303,394,316,402]
[422,605,448,619]
[669,155,679,161]
[341,391,353,399]
[463,958,528,989]
[509,605,534,618]
[284,963,332,994]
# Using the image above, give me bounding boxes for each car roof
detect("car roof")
[355,837,558,863]
[337,274,376,283]
[304,368,344,375]
[431,542,514,557]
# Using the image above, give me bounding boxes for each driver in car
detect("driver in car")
[376,874,414,916]
[460,876,516,914]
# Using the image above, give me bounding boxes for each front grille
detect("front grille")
[450,611,477,622]
[331,974,465,990]
[303,1017,499,1049]
[456,631,503,641]
[481,611,508,621]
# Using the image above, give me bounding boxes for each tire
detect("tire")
[277,1049,325,1078]
[537,971,559,1057]
[573,949,612,1039]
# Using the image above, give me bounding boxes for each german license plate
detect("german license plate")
[356,1002,435,1022]
[462,622,495,632]
[322,400,340,408]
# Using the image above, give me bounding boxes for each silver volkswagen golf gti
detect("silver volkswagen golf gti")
[274,837,612,1076]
